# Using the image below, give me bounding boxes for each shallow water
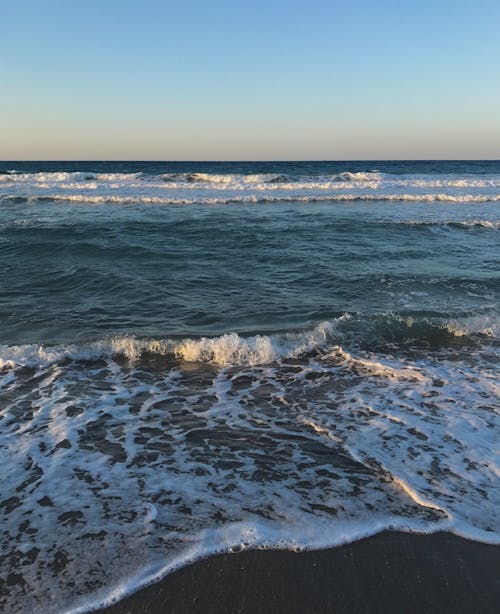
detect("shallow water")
[0,161,499,612]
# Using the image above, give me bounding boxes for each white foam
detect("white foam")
[405,219,500,229]
[66,517,451,614]
[0,171,142,183]
[445,313,500,337]
[2,312,500,372]
[3,192,500,205]
[329,345,429,382]
[0,320,341,370]
[338,171,384,182]
[1,327,499,613]
[2,169,500,206]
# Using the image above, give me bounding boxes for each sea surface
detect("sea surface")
[0,160,499,612]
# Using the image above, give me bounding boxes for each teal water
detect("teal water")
[0,161,499,613]
[1,160,499,344]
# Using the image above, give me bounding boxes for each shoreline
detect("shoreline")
[98,531,499,614]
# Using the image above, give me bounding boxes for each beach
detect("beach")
[0,161,499,613]
[3,0,500,611]
[101,532,500,614]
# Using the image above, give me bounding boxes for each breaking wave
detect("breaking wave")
[1,312,498,371]
[3,193,500,205]
[2,169,500,206]
[406,219,500,229]
[1,311,499,614]
[2,160,500,614]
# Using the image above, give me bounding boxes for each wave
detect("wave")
[337,171,383,182]
[181,172,290,184]
[4,170,500,189]
[1,214,497,232]
[2,317,499,613]
[3,193,500,205]
[1,313,497,371]
[171,171,385,184]
[0,321,338,370]
[0,170,384,185]
[3,170,500,207]
[0,171,143,183]
[405,219,500,229]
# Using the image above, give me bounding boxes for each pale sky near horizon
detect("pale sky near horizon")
[1,0,499,160]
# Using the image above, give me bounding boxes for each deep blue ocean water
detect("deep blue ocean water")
[0,161,499,612]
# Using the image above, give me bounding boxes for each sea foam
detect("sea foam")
[1,312,498,371]
[1,324,498,613]
[2,169,500,206]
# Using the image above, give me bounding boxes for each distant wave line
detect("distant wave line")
[2,193,500,205]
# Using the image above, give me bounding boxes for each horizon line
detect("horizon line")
[1,158,500,163]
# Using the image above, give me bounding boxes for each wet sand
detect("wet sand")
[99,531,499,613]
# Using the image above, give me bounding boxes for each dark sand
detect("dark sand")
[99,531,499,614]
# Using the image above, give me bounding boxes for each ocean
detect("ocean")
[0,160,499,612]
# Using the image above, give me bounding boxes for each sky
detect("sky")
[1,0,499,160]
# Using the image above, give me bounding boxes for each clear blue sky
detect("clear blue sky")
[1,0,499,160]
